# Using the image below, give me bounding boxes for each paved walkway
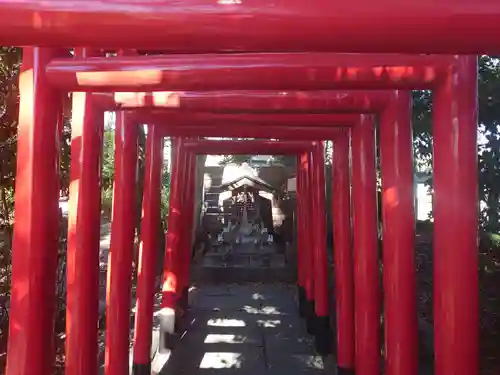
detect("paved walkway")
[159,283,329,375]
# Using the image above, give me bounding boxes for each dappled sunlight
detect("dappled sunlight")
[256,319,281,328]
[331,65,438,85]
[289,354,324,369]
[161,272,177,293]
[204,334,250,344]
[251,292,264,300]
[76,70,163,87]
[384,186,399,209]
[155,284,323,374]
[113,91,183,108]
[241,305,282,315]
[100,233,111,246]
[113,92,141,105]
[199,352,244,369]
[207,318,246,327]
[153,91,180,107]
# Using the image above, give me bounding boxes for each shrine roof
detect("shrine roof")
[219,175,277,194]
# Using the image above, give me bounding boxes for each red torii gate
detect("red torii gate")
[3,33,479,375]
[94,90,390,113]
[151,138,330,372]
[99,57,478,375]
[44,53,451,91]
[85,88,415,375]
[182,139,317,154]
[69,99,349,375]
[134,107,404,375]
[91,84,410,353]
[0,0,498,53]
[135,89,414,375]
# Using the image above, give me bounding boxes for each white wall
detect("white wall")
[416,182,433,221]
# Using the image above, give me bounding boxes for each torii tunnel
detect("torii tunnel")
[0,3,484,375]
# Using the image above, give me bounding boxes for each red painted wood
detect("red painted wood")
[380,91,418,375]
[45,53,452,91]
[332,129,355,370]
[158,125,343,140]
[351,115,379,375]
[94,90,390,113]
[433,55,479,375]
[6,47,62,375]
[66,47,103,375]
[183,139,315,154]
[133,126,164,365]
[0,0,497,53]
[105,112,139,375]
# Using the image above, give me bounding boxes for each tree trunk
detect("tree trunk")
[0,162,12,246]
[487,192,500,233]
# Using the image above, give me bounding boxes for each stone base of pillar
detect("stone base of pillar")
[178,286,190,314]
[158,308,177,353]
[132,363,151,375]
[297,285,307,317]
[305,299,316,335]
[314,315,333,356]
[337,366,355,375]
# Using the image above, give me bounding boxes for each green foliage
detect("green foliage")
[477,57,500,233]
[219,154,254,165]
[216,58,500,234]
[219,153,297,168]
[0,52,498,237]
[0,47,21,228]
[99,127,170,220]
[412,90,433,172]
[102,129,115,190]
[101,129,115,216]
[487,232,500,247]
[411,57,500,233]
[161,165,171,220]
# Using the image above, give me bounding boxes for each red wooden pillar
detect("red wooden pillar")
[296,156,307,317]
[311,141,332,355]
[380,91,418,375]
[433,56,478,375]
[351,115,379,375]
[302,152,316,335]
[332,130,355,375]
[158,137,185,353]
[177,151,197,314]
[105,112,139,375]
[5,47,62,375]
[66,48,103,375]
[132,125,164,375]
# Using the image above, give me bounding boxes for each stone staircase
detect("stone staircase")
[193,166,296,283]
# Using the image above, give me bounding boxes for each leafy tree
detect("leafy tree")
[411,56,500,233]
[0,51,500,372]
[477,57,500,233]
[101,128,115,216]
[0,47,21,232]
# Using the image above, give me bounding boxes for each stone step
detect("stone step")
[201,253,286,266]
[204,198,219,203]
[205,206,220,213]
[203,212,230,217]
[204,194,219,198]
[206,245,280,256]
[191,264,296,283]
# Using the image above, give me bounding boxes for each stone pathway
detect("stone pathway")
[94,218,328,374]
[159,283,329,375]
